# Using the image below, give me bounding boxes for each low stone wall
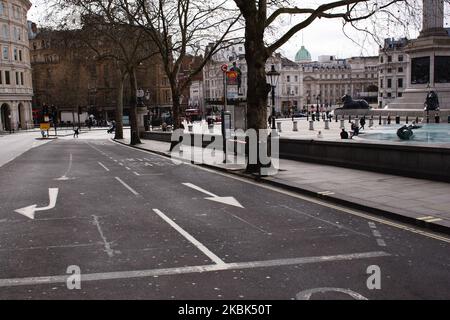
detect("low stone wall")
[279,138,450,182]
[334,109,450,123]
[142,131,450,182]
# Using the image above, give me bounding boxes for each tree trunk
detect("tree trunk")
[114,72,126,140]
[129,68,141,145]
[244,19,270,173]
[169,88,182,151]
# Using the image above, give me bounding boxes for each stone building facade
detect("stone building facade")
[29,26,172,126]
[0,0,33,132]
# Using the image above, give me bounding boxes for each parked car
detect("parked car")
[292,112,307,118]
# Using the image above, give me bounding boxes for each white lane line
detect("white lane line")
[56,153,73,180]
[118,162,124,166]
[93,215,115,258]
[125,167,131,170]
[152,208,226,266]
[98,162,110,172]
[376,239,387,247]
[115,177,139,196]
[111,139,450,244]
[228,212,271,236]
[372,230,382,238]
[133,172,140,176]
[0,251,389,288]
[182,183,218,198]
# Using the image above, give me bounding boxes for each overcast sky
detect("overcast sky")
[28,0,450,61]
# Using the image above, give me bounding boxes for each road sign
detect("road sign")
[40,122,50,131]
[221,64,228,72]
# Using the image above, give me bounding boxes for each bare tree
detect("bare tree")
[48,0,160,144]
[119,0,242,146]
[232,0,431,172]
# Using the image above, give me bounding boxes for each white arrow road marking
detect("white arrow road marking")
[14,188,59,220]
[182,183,244,208]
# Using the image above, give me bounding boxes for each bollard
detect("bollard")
[369,118,374,127]
[324,120,330,130]
[387,115,391,124]
[277,122,282,132]
[348,115,352,123]
[335,115,338,122]
[340,119,345,129]
[293,121,298,132]
[406,116,409,124]
[309,120,314,131]
[435,114,440,123]
[379,115,382,125]
[395,115,400,124]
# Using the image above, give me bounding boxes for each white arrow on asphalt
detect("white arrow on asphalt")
[14,188,59,220]
[182,183,244,208]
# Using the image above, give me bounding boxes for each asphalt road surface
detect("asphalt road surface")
[0,131,449,300]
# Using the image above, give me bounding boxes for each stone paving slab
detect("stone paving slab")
[114,135,450,235]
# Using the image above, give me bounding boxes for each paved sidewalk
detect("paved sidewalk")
[114,136,450,234]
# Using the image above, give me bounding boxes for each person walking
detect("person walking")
[73,127,80,138]
[360,117,366,130]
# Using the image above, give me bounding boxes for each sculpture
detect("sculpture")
[397,124,422,140]
[424,91,440,111]
[338,94,370,109]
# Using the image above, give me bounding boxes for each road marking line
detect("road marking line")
[125,167,131,170]
[118,162,124,166]
[115,177,139,196]
[133,171,140,176]
[93,215,115,258]
[152,208,226,266]
[111,139,450,243]
[182,183,218,197]
[417,216,435,221]
[368,222,377,229]
[425,218,443,222]
[318,191,335,196]
[376,239,387,247]
[56,153,73,180]
[372,230,382,238]
[98,162,110,172]
[0,251,389,288]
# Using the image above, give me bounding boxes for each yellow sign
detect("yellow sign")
[40,123,50,130]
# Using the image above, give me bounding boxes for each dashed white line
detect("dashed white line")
[115,177,139,196]
[98,162,110,172]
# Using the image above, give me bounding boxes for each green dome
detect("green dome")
[295,45,311,62]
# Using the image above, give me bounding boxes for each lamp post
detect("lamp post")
[266,65,280,130]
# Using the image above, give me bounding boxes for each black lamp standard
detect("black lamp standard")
[266,65,280,130]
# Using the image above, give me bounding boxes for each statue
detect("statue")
[424,91,439,111]
[337,94,370,109]
[397,123,422,140]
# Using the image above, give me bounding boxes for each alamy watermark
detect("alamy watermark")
[169,128,280,176]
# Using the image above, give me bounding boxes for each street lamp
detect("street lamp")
[266,64,280,130]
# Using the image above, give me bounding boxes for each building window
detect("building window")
[5,70,10,84]
[16,72,19,85]
[398,67,403,73]
[294,75,298,82]
[387,68,392,73]
[434,56,450,83]
[398,55,404,62]
[398,78,403,88]
[2,46,8,59]
[13,48,17,60]
[2,24,8,39]
[387,92,392,98]
[380,79,384,88]
[380,56,384,63]
[0,71,2,84]
[20,72,24,85]
[398,92,403,97]
[388,56,392,62]
[387,78,392,88]
[286,75,290,82]
[0,2,3,16]
[411,56,430,84]
[19,50,22,61]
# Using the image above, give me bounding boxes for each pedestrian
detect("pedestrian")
[360,117,366,130]
[340,128,349,139]
[73,127,79,138]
